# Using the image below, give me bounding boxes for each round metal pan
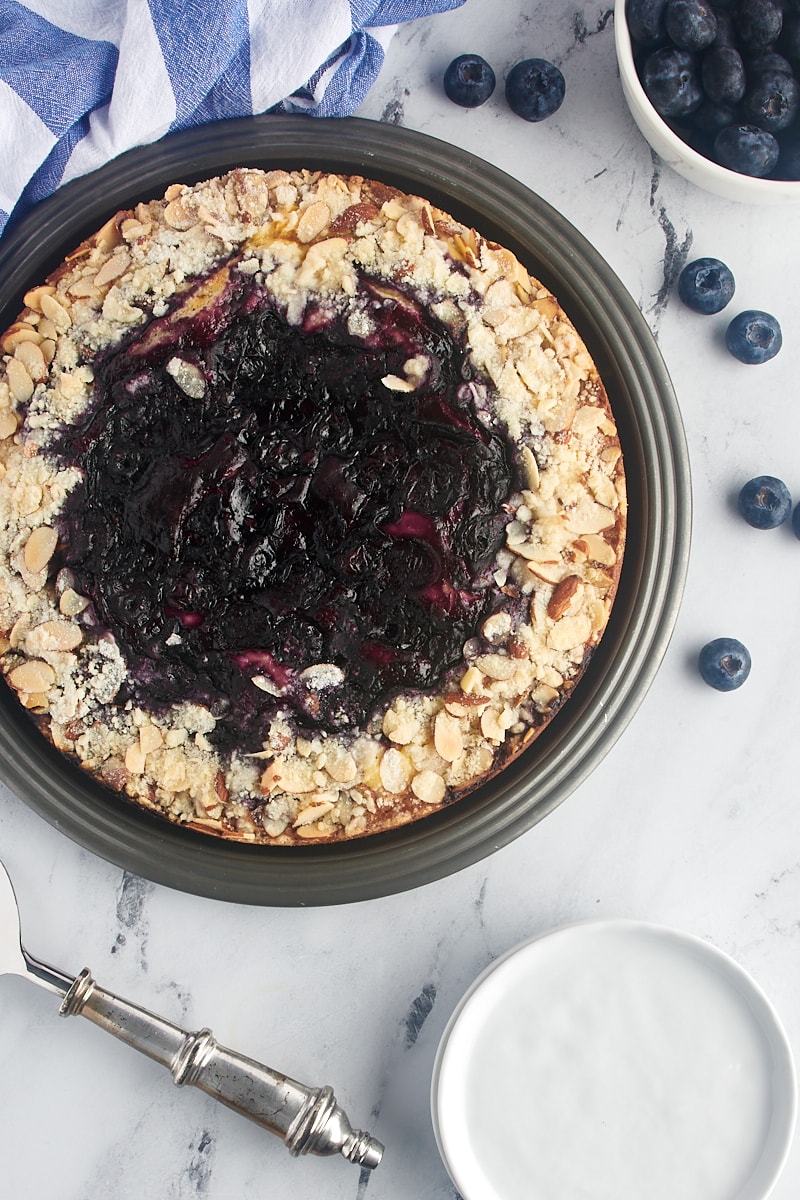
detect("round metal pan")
[0,116,691,905]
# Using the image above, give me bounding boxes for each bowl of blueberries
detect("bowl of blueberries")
[616,0,800,201]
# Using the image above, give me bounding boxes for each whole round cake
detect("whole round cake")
[0,169,626,843]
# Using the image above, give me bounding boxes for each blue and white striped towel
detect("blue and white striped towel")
[0,0,464,238]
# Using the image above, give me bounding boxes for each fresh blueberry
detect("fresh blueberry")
[725,309,782,363]
[443,54,496,108]
[738,475,792,527]
[701,45,746,102]
[792,501,800,539]
[698,637,751,691]
[747,51,794,76]
[505,59,566,121]
[710,7,737,47]
[642,46,703,115]
[627,0,669,47]
[778,15,800,68]
[665,0,718,49]
[743,69,800,132]
[714,123,780,174]
[777,128,800,177]
[734,0,783,51]
[690,99,738,135]
[678,257,735,312]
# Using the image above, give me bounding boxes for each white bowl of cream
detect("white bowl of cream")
[432,920,796,1200]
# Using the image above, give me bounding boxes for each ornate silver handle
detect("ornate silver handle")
[59,967,383,1169]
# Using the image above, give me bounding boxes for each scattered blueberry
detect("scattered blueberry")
[725,309,782,363]
[664,0,718,50]
[642,46,703,116]
[734,0,783,52]
[678,256,735,312]
[505,58,566,121]
[738,475,792,528]
[701,46,746,104]
[698,637,751,691]
[792,501,800,540]
[743,68,800,132]
[714,123,779,174]
[443,54,496,108]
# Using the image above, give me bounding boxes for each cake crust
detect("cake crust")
[0,169,626,844]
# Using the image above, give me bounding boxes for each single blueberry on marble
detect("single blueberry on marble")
[792,501,800,540]
[678,257,735,313]
[738,475,792,528]
[725,310,782,363]
[505,59,565,121]
[443,54,496,108]
[698,637,751,691]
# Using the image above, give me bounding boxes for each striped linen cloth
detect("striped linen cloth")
[0,0,464,238]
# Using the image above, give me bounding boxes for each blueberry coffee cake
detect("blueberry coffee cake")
[0,169,626,843]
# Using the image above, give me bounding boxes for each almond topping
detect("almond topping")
[125,741,147,775]
[294,801,335,827]
[411,769,446,806]
[139,723,164,755]
[39,293,71,331]
[0,410,18,440]
[6,357,34,403]
[9,659,56,693]
[94,250,131,288]
[14,340,47,382]
[1,324,41,353]
[23,525,58,574]
[434,710,464,762]
[547,574,582,621]
[379,747,413,793]
[31,620,83,652]
[297,201,331,243]
[22,285,56,313]
[474,653,518,681]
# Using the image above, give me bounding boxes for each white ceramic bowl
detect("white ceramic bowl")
[432,920,797,1200]
[614,0,800,204]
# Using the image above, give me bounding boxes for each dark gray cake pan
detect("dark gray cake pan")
[0,116,691,905]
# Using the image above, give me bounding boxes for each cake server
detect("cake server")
[0,858,383,1170]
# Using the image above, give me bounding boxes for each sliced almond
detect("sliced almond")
[379,747,413,794]
[139,723,164,755]
[382,707,420,745]
[459,665,485,695]
[94,250,131,288]
[582,532,616,567]
[325,747,357,784]
[0,410,18,440]
[547,575,583,621]
[475,653,518,681]
[125,741,147,775]
[526,558,563,584]
[8,659,56,693]
[294,801,335,827]
[22,285,56,313]
[94,215,123,252]
[434,711,464,762]
[411,769,446,806]
[59,588,89,617]
[14,340,47,382]
[481,612,512,644]
[6,357,34,403]
[30,620,82,651]
[39,293,71,331]
[23,525,57,574]
[480,708,507,743]
[1,324,41,353]
[297,200,331,243]
[546,613,593,652]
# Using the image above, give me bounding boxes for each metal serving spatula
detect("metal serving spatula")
[0,858,383,1170]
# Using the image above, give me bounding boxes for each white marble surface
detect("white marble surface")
[3,3,800,1197]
